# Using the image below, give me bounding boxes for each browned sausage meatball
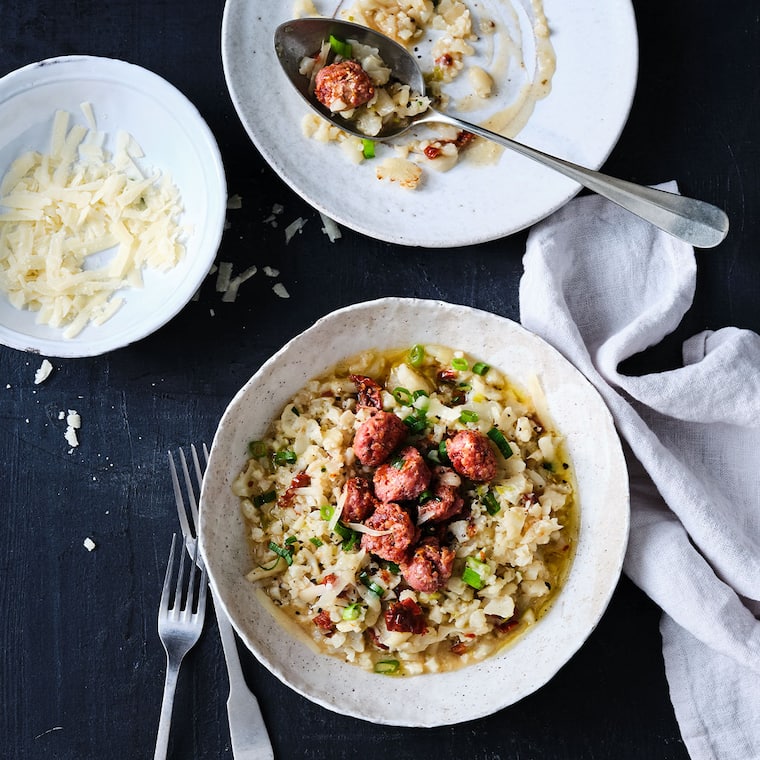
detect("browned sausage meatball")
[417,466,464,524]
[360,502,417,563]
[445,429,497,481]
[314,60,375,111]
[373,446,431,503]
[401,538,455,593]
[353,411,407,467]
[341,476,377,523]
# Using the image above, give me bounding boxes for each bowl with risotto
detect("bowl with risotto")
[199,297,629,726]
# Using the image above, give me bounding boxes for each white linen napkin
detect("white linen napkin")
[518,184,760,760]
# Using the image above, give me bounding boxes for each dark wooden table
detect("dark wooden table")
[2,2,757,758]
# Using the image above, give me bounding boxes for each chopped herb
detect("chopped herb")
[268,540,294,566]
[483,490,501,516]
[462,556,489,589]
[333,520,359,551]
[392,387,413,405]
[247,440,267,458]
[403,409,428,434]
[329,34,352,58]
[408,344,425,367]
[342,603,362,621]
[459,409,479,424]
[374,659,400,674]
[438,439,451,465]
[253,490,276,507]
[361,138,375,159]
[472,362,490,376]
[273,449,297,466]
[487,427,513,459]
[451,357,468,371]
[359,571,385,596]
[309,537,323,547]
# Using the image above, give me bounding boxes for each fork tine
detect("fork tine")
[173,536,188,615]
[179,447,201,537]
[160,533,178,611]
[168,452,193,551]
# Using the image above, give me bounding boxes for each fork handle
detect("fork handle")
[212,587,275,760]
[154,655,181,760]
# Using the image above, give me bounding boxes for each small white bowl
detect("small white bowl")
[200,298,629,727]
[0,56,226,357]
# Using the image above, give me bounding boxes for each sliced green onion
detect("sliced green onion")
[374,659,400,674]
[389,453,405,469]
[247,440,267,458]
[412,389,429,400]
[342,603,362,621]
[309,537,323,547]
[268,540,294,566]
[273,449,297,466]
[253,490,276,507]
[403,410,428,434]
[291,406,300,416]
[459,409,479,424]
[543,461,555,472]
[361,138,375,159]
[408,344,425,367]
[451,357,468,371]
[483,490,501,516]
[320,504,335,521]
[359,571,385,596]
[333,521,359,551]
[386,562,400,574]
[426,448,441,464]
[418,489,434,503]
[285,536,297,545]
[462,556,489,589]
[329,34,352,58]
[472,361,490,376]
[392,387,413,405]
[487,427,513,459]
[438,440,451,465]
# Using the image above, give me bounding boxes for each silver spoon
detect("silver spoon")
[274,18,729,248]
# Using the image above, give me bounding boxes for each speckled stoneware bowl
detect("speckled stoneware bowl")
[199,298,629,727]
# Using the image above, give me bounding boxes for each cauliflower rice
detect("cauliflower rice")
[233,345,577,675]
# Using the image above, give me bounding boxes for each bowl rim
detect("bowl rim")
[200,297,630,726]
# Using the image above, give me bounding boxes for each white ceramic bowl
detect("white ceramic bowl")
[0,56,226,357]
[200,298,629,726]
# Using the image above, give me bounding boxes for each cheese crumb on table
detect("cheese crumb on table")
[64,408,81,448]
[33,359,53,385]
[0,106,186,338]
[83,537,96,552]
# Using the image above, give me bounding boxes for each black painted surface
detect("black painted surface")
[1,2,757,758]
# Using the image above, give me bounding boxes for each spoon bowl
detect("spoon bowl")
[274,18,729,248]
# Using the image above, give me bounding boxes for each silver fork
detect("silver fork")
[169,445,274,760]
[154,533,207,760]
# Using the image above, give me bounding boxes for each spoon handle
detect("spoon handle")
[424,111,729,248]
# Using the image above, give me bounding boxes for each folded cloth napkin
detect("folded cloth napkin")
[519,184,760,760]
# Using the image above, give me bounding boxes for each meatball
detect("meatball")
[417,466,464,524]
[401,538,455,593]
[373,446,431,503]
[314,60,375,111]
[360,502,417,563]
[341,476,376,523]
[445,429,497,481]
[353,411,407,467]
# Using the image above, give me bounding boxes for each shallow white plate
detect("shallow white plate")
[221,0,637,247]
[200,298,630,726]
[0,56,226,358]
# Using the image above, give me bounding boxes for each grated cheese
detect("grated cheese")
[0,106,186,338]
[34,358,53,385]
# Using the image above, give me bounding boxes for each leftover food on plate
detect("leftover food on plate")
[233,344,577,675]
[0,105,185,338]
[295,0,555,187]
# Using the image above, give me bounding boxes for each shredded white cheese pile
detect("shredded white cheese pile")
[0,106,185,338]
